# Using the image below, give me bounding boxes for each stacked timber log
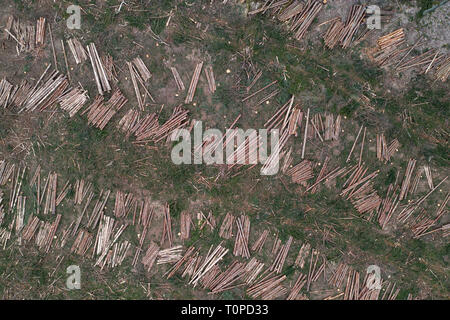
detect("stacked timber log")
[322,4,367,49]
[58,87,88,117]
[67,38,88,64]
[19,69,69,113]
[0,228,11,249]
[9,80,33,108]
[180,211,192,240]
[261,129,290,175]
[5,16,47,53]
[142,241,160,272]
[185,62,203,103]
[204,66,216,93]
[233,215,250,258]
[170,66,185,91]
[0,78,13,108]
[377,184,399,230]
[189,243,229,288]
[219,213,234,239]
[247,271,287,300]
[35,17,46,46]
[411,193,449,238]
[286,160,314,186]
[399,159,416,201]
[117,109,140,137]
[378,28,405,51]
[397,176,447,223]
[323,19,344,49]
[341,166,381,219]
[434,56,450,82]
[294,242,311,268]
[132,56,152,82]
[251,229,269,254]
[165,246,196,279]
[306,249,326,290]
[157,246,183,264]
[133,106,189,144]
[397,48,443,72]
[82,89,128,130]
[289,0,324,41]
[102,54,118,82]
[161,203,173,247]
[242,258,265,285]
[270,236,292,273]
[372,29,406,67]
[286,273,307,300]
[264,96,303,136]
[86,43,111,95]
[423,165,434,190]
[205,261,246,294]
[376,134,400,162]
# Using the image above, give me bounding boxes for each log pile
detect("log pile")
[372,29,406,67]
[251,229,269,254]
[233,215,250,258]
[411,193,449,238]
[19,70,69,113]
[397,176,447,223]
[132,56,152,82]
[58,87,88,117]
[157,245,183,264]
[243,258,265,285]
[67,38,88,64]
[102,54,118,82]
[169,66,185,91]
[377,28,405,51]
[377,184,399,230]
[341,166,381,218]
[399,159,416,201]
[185,62,203,104]
[294,242,311,268]
[134,106,189,144]
[5,16,47,53]
[397,48,443,72]
[376,134,400,162]
[270,236,292,273]
[324,5,366,49]
[82,89,128,130]
[434,56,450,82]
[423,165,433,190]
[247,271,287,300]
[86,43,111,95]
[219,213,234,239]
[161,203,173,247]
[204,66,216,93]
[142,241,160,272]
[180,211,192,240]
[0,228,11,249]
[206,261,246,294]
[261,129,290,175]
[35,17,46,46]
[289,0,324,41]
[0,78,13,108]
[286,160,314,185]
[264,96,303,136]
[287,273,307,300]
[9,80,33,108]
[306,249,325,290]
[189,243,229,288]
